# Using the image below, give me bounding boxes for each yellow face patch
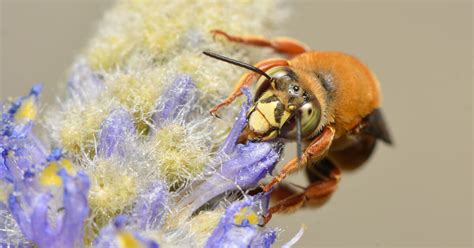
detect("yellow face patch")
[248,109,271,134]
[255,101,279,128]
[248,90,293,137]
[234,207,259,226]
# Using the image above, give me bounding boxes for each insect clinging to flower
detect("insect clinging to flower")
[204,29,392,223]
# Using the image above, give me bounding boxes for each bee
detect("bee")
[204,29,392,223]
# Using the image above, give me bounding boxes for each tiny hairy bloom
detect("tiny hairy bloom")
[205,193,276,248]
[1,86,89,247]
[93,215,158,248]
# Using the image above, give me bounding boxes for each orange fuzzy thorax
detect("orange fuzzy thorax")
[290,51,381,137]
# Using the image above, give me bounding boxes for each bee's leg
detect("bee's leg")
[262,126,335,192]
[210,58,289,117]
[211,29,309,57]
[264,161,340,224]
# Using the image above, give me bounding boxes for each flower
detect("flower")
[1,72,301,248]
[153,74,198,129]
[205,193,276,248]
[131,181,168,230]
[97,108,136,158]
[8,170,90,248]
[93,215,158,248]
[1,1,306,247]
[1,86,90,247]
[176,88,283,214]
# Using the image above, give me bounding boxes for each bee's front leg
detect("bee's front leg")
[262,126,335,193]
[209,58,289,117]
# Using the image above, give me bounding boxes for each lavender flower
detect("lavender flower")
[1,1,306,247]
[1,76,302,247]
[93,215,158,248]
[1,87,90,247]
[205,193,277,248]
[98,108,136,158]
[8,170,90,248]
[176,88,283,214]
[153,74,198,129]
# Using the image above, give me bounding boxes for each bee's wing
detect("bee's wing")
[361,108,393,145]
[327,108,392,170]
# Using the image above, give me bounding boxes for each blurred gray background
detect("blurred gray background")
[1,0,472,247]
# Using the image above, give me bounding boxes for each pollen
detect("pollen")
[105,72,164,131]
[143,17,183,54]
[87,35,134,71]
[234,207,259,226]
[14,97,37,122]
[152,123,209,186]
[189,209,224,246]
[88,159,138,228]
[117,231,141,248]
[39,159,75,186]
[58,101,111,154]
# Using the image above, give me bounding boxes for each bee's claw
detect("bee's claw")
[209,110,222,119]
[263,213,272,225]
[210,29,229,41]
[257,212,272,226]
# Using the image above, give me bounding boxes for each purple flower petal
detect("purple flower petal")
[217,87,253,155]
[98,108,135,158]
[94,215,159,248]
[205,194,276,248]
[67,59,104,101]
[153,75,197,128]
[1,85,48,187]
[132,181,168,230]
[181,142,281,213]
[8,170,90,248]
[2,84,42,136]
[177,88,282,213]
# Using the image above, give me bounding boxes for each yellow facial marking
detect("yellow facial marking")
[234,207,259,226]
[39,159,75,186]
[118,232,141,248]
[279,110,291,129]
[14,97,37,122]
[248,110,270,134]
[255,101,279,127]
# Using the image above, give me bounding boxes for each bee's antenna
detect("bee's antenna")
[296,110,303,166]
[203,51,272,80]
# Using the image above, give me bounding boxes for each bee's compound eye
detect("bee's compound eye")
[280,102,321,139]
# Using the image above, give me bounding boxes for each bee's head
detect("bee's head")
[245,66,321,142]
[202,50,322,159]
